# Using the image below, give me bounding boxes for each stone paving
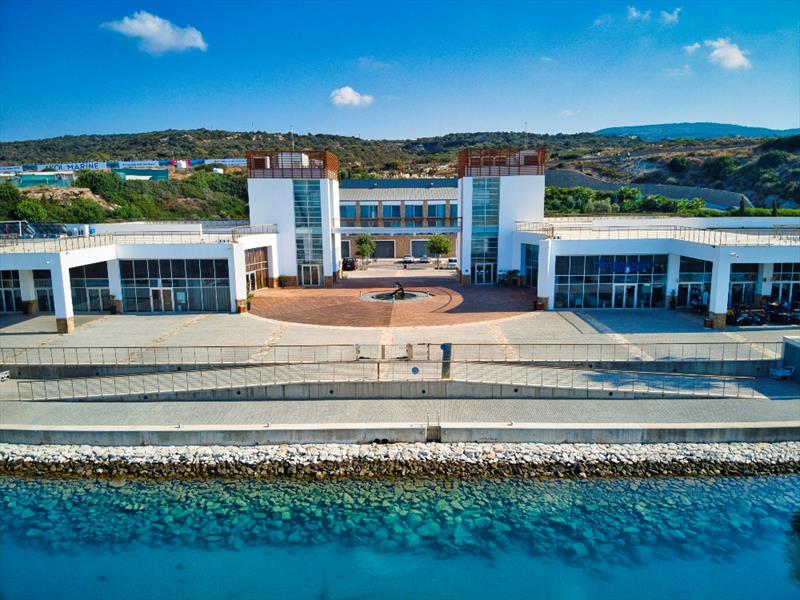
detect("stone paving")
[2,396,799,427]
[250,276,533,327]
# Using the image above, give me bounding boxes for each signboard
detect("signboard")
[593,259,653,274]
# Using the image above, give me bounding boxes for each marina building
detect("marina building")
[1,148,798,331]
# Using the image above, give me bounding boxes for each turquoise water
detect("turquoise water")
[1,474,798,600]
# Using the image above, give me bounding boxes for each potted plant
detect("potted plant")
[277,275,288,288]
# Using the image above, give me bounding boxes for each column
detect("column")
[107,260,123,313]
[230,247,247,313]
[18,270,38,314]
[267,245,279,288]
[666,253,680,308]
[51,258,74,334]
[757,263,773,301]
[708,256,732,330]
[536,240,555,310]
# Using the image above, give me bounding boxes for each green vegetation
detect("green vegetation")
[0,182,106,223]
[425,234,452,267]
[544,186,800,217]
[355,234,376,262]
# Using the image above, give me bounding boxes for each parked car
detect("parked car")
[446,258,458,270]
[342,257,356,271]
[402,255,415,264]
[418,254,430,264]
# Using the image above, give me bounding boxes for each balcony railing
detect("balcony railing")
[458,148,546,178]
[246,150,339,180]
[516,222,800,247]
[333,217,462,230]
[1,226,280,253]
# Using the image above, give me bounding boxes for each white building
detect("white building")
[1,147,798,332]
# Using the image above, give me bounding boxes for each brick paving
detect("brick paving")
[249,277,534,326]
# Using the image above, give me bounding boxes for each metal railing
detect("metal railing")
[15,361,760,401]
[516,222,800,247]
[0,227,281,253]
[0,341,782,367]
[332,217,462,230]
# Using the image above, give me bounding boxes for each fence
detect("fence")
[0,228,280,253]
[515,222,800,247]
[15,361,759,401]
[0,341,783,368]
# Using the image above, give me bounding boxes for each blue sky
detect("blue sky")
[0,1,798,141]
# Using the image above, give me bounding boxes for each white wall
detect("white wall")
[247,178,297,277]
[498,175,545,272]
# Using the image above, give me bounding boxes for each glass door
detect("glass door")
[86,288,111,312]
[299,264,321,287]
[613,284,636,308]
[472,263,496,285]
[151,288,174,312]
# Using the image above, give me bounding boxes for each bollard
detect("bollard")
[441,343,452,379]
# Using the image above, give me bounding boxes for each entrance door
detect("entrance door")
[151,288,174,312]
[472,263,496,285]
[613,284,636,308]
[730,283,754,308]
[86,288,111,312]
[776,282,797,306]
[677,283,704,308]
[299,264,321,287]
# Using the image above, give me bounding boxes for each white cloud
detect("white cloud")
[593,14,612,26]
[560,109,579,118]
[684,42,701,54]
[665,64,693,78]
[627,6,652,21]
[330,86,374,107]
[357,56,389,70]
[539,56,555,63]
[660,7,682,24]
[704,38,751,69]
[102,11,207,55]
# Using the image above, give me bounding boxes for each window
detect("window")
[120,259,231,312]
[405,204,423,227]
[554,254,668,309]
[470,178,500,284]
[428,203,446,226]
[339,204,356,227]
[382,204,401,227]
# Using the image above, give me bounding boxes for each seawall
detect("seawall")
[1,441,798,480]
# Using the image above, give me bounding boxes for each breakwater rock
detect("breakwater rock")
[1,442,799,480]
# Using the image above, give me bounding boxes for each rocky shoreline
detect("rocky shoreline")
[1,441,799,479]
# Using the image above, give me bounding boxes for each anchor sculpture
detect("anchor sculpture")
[392,282,405,300]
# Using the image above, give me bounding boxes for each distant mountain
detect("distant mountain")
[595,122,800,141]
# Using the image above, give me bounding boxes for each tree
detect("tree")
[14,197,47,222]
[355,234,376,267]
[74,170,122,201]
[68,198,105,223]
[0,182,22,220]
[426,234,452,268]
[739,198,746,216]
[772,198,779,216]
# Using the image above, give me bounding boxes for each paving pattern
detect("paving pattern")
[249,276,534,327]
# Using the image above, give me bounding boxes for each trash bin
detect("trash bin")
[703,318,713,328]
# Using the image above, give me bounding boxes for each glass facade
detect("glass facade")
[773,263,800,308]
[0,270,21,312]
[293,180,323,285]
[677,257,713,309]
[470,178,500,284]
[120,259,230,313]
[69,262,111,312]
[358,203,378,226]
[554,255,668,309]
[521,243,539,287]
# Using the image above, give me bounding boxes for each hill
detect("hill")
[595,122,800,141]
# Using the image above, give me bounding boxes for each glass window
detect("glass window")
[339,204,356,218]
[171,260,186,278]
[359,204,378,219]
[186,260,201,278]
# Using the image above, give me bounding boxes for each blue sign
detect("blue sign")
[594,259,653,274]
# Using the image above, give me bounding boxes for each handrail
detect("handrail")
[0,341,782,367]
[516,222,800,246]
[14,360,760,401]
